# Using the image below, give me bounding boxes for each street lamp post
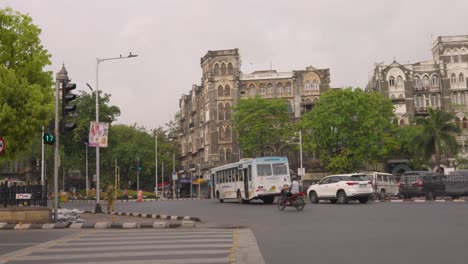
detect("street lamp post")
[287,131,304,191]
[84,142,89,198]
[94,53,138,213]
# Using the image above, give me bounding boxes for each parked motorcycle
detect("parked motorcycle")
[277,192,306,211]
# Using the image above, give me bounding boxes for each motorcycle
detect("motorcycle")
[277,191,306,211]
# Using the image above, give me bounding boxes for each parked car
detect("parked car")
[307,174,373,204]
[363,172,398,199]
[398,171,441,199]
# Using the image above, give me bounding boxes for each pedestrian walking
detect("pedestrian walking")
[106,185,115,212]
[123,188,128,201]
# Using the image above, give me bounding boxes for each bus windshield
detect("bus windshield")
[257,163,288,176]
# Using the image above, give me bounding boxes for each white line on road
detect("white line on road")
[43,243,233,252]
[18,249,229,261]
[0,243,38,246]
[63,238,232,246]
[27,257,231,264]
[76,234,232,242]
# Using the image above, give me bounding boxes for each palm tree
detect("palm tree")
[414,107,461,170]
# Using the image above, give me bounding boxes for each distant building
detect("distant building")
[367,35,468,170]
[178,49,330,182]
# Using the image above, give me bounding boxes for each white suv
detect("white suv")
[307,174,373,204]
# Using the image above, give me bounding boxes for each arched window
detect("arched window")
[414,76,421,88]
[249,84,256,95]
[225,103,231,120]
[464,117,468,129]
[305,98,313,104]
[312,80,319,90]
[389,76,395,87]
[399,119,405,126]
[286,101,293,113]
[276,82,284,94]
[240,84,247,95]
[452,92,459,104]
[305,80,312,90]
[431,94,440,107]
[398,94,404,99]
[432,75,439,86]
[217,85,223,97]
[225,126,231,140]
[259,83,266,94]
[226,148,232,161]
[456,117,461,127]
[221,63,226,75]
[397,76,403,86]
[227,63,233,75]
[415,94,424,107]
[422,76,430,87]
[285,82,292,94]
[451,73,457,83]
[214,64,220,76]
[219,148,225,161]
[459,73,465,83]
[219,126,225,140]
[224,85,231,97]
[391,94,396,99]
[218,103,224,120]
[267,83,274,93]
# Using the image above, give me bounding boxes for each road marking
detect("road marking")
[0,243,38,246]
[45,243,233,252]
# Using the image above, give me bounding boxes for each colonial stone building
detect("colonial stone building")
[179,49,330,182]
[367,35,468,170]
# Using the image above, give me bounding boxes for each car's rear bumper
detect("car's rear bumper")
[348,192,372,198]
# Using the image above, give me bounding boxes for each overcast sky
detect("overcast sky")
[4,0,468,130]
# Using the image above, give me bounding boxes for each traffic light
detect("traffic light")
[138,161,143,171]
[43,133,55,145]
[61,81,77,134]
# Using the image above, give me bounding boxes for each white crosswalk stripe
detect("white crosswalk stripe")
[4,229,234,264]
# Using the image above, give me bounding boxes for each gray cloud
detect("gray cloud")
[4,0,468,129]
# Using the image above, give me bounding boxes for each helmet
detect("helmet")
[291,175,298,181]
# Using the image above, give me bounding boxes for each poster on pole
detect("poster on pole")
[88,122,109,147]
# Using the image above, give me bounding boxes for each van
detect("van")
[363,172,398,199]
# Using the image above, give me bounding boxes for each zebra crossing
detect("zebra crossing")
[1,229,240,264]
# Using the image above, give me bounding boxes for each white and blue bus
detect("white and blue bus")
[211,156,291,204]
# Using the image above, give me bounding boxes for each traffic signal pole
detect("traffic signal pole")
[53,79,60,222]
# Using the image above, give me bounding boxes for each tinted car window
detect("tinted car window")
[349,175,369,181]
[320,178,330,184]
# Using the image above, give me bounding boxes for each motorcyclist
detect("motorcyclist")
[283,175,300,205]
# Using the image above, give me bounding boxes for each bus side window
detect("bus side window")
[239,173,243,182]
[248,166,252,181]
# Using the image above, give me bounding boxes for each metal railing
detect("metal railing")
[0,182,48,207]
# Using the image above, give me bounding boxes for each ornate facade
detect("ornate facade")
[367,35,468,166]
[179,49,330,179]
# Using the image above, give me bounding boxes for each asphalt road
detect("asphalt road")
[0,230,80,256]
[61,200,468,264]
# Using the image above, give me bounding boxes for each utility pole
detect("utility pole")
[114,158,118,198]
[162,162,165,199]
[172,154,175,199]
[41,126,45,186]
[136,157,140,191]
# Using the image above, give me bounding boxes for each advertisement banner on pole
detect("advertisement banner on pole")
[88,122,109,147]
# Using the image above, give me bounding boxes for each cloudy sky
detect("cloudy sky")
[4,0,468,130]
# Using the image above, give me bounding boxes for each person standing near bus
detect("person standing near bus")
[106,185,115,212]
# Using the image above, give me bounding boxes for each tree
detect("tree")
[414,107,461,170]
[299,88,395,173]
[391,124,428,170]
[232,95,290,157]
[0,7,54,159]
